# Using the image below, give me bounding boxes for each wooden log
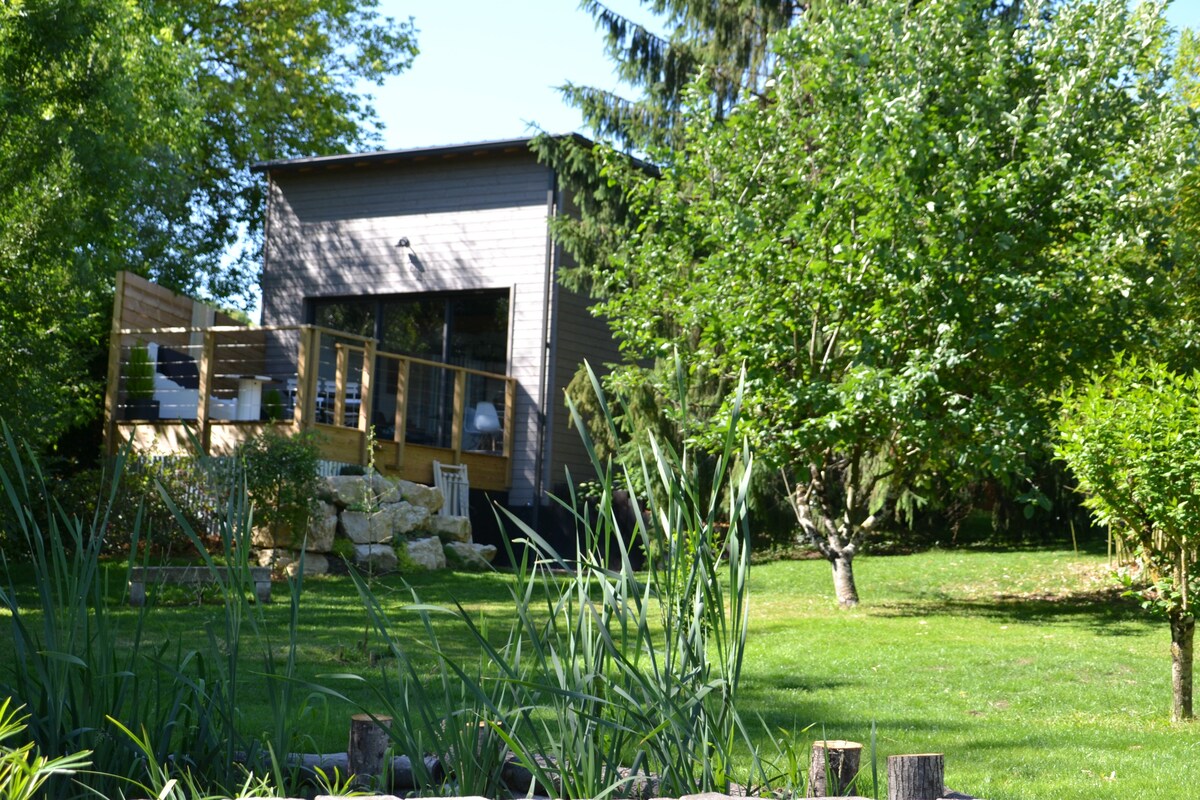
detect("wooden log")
[809,739,863,796]
[348,714,393,787]
[887,753,944,800]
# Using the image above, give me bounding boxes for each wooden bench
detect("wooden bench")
[128,566,273,606]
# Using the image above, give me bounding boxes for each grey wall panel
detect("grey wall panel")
[262,154,554,506]
[545,286,622,494]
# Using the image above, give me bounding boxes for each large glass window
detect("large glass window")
[308,291,510,447]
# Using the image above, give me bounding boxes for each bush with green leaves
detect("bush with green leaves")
[239,429,320,546]
[1057,358,1200,721]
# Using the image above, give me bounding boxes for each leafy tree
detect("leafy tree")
[538,2,798,296]
[589,0,1195,605]
[0,0,197,451]
[0,0,416,454]
[150,0,418,301]
[1057,359,1200,721]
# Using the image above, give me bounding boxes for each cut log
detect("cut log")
[348,713,393,787]
[887,754,944,800]
[808,739,863,796]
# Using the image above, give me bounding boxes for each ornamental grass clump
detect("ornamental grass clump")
[329,363,760,798]
[0,425,321,798]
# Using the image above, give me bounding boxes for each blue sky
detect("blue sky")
[361,0,1200,151]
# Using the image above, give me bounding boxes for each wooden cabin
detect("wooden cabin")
[104,137,620,520]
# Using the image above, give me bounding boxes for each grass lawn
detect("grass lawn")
[0,545,1189,799]
[746,548,1185,800]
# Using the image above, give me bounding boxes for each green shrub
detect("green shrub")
[125,342,155,402]
[261,388,285,422]
[240,429,320,544]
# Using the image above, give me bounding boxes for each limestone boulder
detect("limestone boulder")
[404,536,447,571]
[444,541,496,569]
[252,519,303,549]
[340,510,392,545]
[397,479,443,514]
[428,514,471,543]
[255,549,328,576]
[306,503,338,552]
[353,544,398,573]
[369,472,402,504]
[287,552,330,577]
[381,501,430,536]
[251,524,276,549]
[321,475,373,509]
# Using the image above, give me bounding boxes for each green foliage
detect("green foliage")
[0,430,203,797]
[125,342,155,403]
[1057,358,1200,617]
[590,0,1198,603]
[0,423,324,797]
[0,698,90,800]
[1056,356,1200,720]
[261,388,285,422]
[0,0,417,453]
[0,0,190,451]
[240,430,320,542]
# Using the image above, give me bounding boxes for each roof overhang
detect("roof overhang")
[251,133,595,175]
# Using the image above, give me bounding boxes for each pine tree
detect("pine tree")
[534,2,798,293]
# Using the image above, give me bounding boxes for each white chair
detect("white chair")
[433,461,469,517]
[465,401,502,451]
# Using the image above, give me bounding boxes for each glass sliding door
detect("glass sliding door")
[308,290,510,446]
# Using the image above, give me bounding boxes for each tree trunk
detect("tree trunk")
[348,713,393,788]
[808,739,862,796]
[1170,610,1194,722]
[886,754,944,800]
[832,551,859,608]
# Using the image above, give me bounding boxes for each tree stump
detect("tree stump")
[886,754,944,800]
[348,713,393,787]
[808,739,863,796]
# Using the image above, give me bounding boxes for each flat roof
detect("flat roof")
[251,133,592,174]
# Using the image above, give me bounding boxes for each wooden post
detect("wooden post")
[334,342,348,427]
[887,754,944,800]
[503,377,515,485]
[348,713,393,787]
[451,368,466,461]
[394,358,410,468]
[104,272,127,455]
[360,339,375,464]
[809,740,862,796]
[304,327,322,427]
[294,327,313,430]
[197,329,216,453]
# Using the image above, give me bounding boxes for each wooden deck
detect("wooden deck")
[104,275,514,491]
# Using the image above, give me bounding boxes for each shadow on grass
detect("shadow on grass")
[869,588,1153,636]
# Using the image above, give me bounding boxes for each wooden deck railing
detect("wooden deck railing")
[105,323,515,491]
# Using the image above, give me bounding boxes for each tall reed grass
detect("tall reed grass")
[321,363,765,798]
[0,427,313,799]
